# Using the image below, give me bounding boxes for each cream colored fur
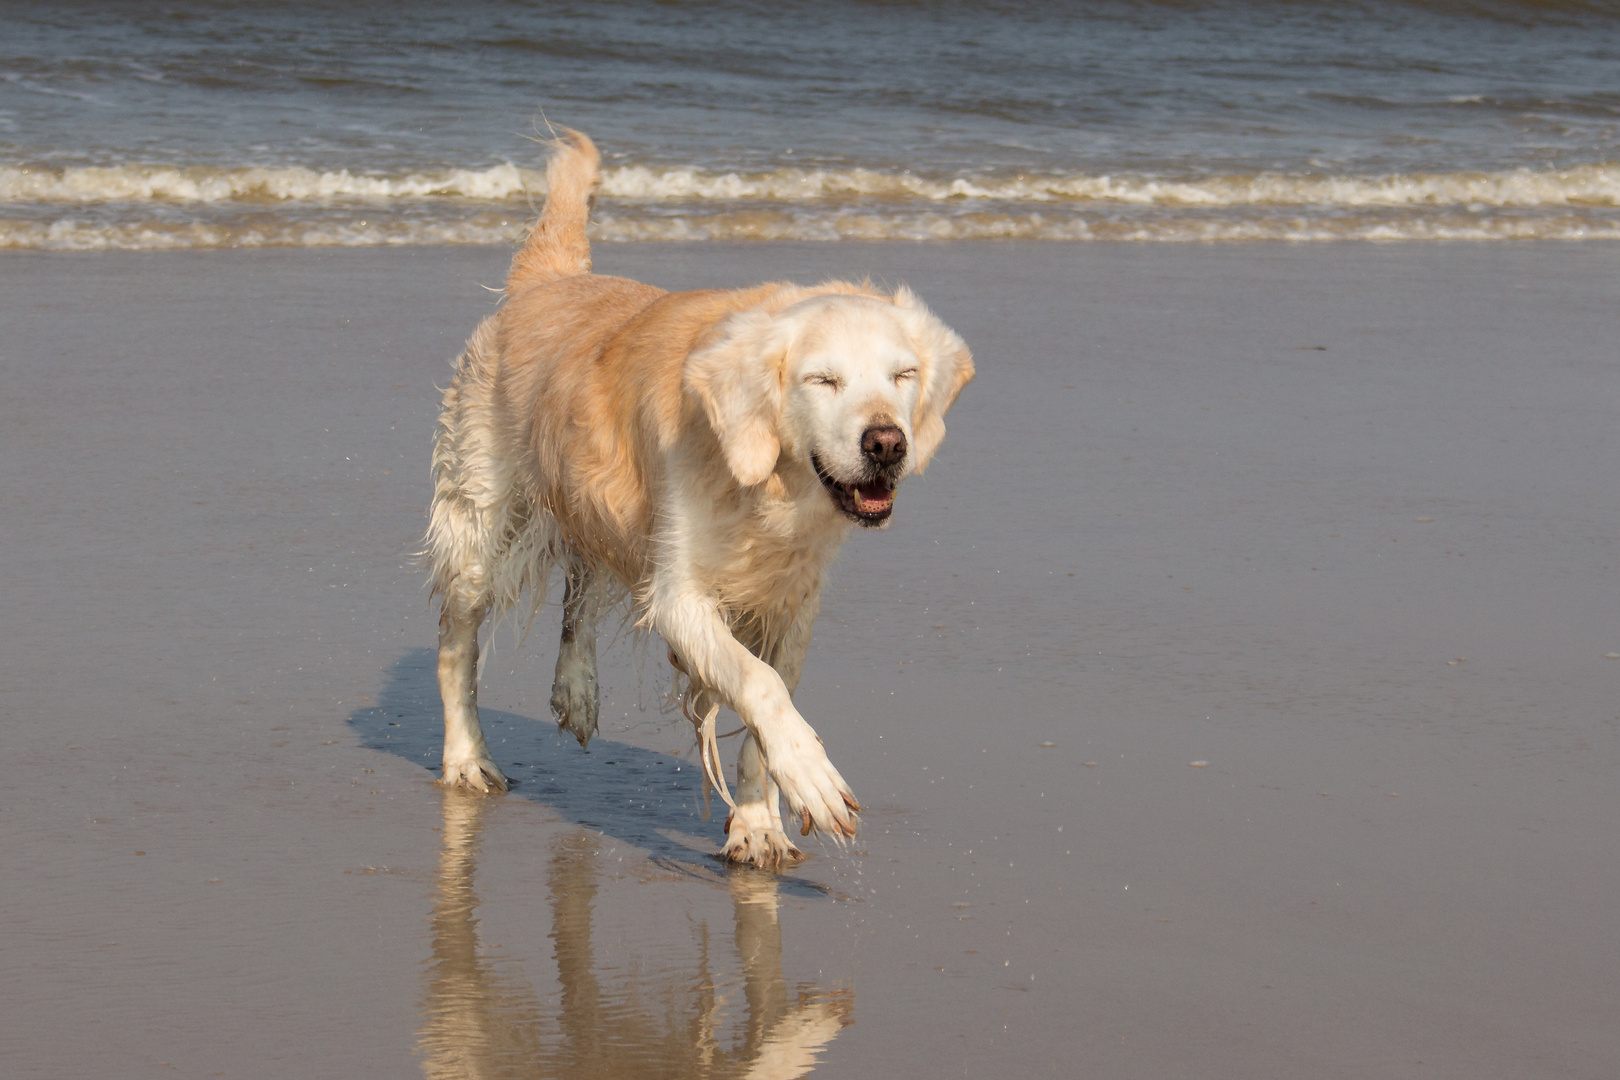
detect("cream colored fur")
[426,129,974,867]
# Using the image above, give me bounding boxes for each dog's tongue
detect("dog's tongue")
[853,480,893,512]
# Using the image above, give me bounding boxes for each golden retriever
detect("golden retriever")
[426,130,973,867]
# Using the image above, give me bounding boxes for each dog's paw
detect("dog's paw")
[761,716,860,840]
[550,656,600,749]
[719,802,805,869]
[439,756,509,793]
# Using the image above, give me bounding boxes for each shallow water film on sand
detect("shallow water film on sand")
[4,242,1619,1078]
[3,0,1620,246]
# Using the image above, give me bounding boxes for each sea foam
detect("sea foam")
[5,161,1618,208]
[0,163,539,204]
[3,160,1618,248]
[6,211,1619,250]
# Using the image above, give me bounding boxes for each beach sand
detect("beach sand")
[3,241,1617,1079]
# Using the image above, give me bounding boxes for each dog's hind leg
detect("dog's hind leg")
[437,591,507,792]
[550,554,603,748]
[427,320,515,793]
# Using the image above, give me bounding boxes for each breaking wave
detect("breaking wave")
[5,161,1619,209]
[0,163,543,204]
[6,211,1619,250]
[3,159,1619,248]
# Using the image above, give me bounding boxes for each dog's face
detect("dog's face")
[784,299,923,526]
[685,287,974,528]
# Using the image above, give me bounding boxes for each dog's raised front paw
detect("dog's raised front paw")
[761,717,860,840]
[719,802,805,869]
[439,756,509,793]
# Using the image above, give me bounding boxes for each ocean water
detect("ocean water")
[3,0,1618,248]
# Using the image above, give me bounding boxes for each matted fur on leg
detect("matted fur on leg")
[550,555,604,748]
[426,318,563,791]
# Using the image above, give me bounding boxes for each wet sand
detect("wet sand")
[3,241,1617,1079]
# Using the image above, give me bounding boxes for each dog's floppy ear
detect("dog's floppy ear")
[894,284,975,473]
[684,310,791,487]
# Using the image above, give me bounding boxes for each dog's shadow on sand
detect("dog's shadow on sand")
[348,648,831,898]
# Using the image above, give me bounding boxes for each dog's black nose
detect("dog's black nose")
[860,425,907,466]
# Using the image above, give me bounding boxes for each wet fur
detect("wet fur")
[426,130,973,867]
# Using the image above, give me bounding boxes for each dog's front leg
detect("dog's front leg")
[654,588,859,840]
[436,600,508,792]
[721,596,822,865]
[721,733,804,867]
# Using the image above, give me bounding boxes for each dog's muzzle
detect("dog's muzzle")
[814,425,908,526]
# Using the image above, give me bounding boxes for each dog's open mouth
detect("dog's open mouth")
[813,456,895,524]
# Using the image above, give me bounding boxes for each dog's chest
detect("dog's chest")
[701,506,843,616]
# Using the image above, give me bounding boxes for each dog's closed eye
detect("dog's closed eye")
[893,367,918,384]
[805,373,842,389]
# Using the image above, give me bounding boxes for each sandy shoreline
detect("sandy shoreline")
[3,241,1618,1078]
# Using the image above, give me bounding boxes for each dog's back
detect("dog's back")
[485,134,843,582]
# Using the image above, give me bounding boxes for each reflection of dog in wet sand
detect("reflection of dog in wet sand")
[418,790,853,1079]
[426,130,973,867]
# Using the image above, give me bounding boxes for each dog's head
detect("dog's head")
[685,286,974,527]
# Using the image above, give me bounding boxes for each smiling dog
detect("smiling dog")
[426,130,973,867]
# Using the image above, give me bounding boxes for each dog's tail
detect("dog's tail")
[506,127,599,291]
